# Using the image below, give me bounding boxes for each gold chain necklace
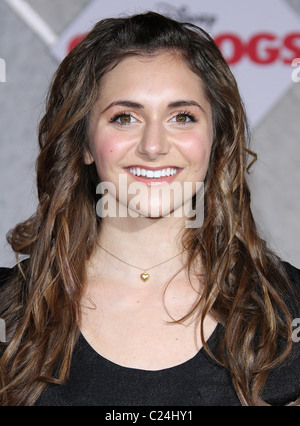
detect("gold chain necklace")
[99,244,184,282]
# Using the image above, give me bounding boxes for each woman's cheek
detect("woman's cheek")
[179,132,211,159]
[92,131,117,160]
[92,131,130,173]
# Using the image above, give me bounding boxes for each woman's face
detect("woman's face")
[86,52,213,220]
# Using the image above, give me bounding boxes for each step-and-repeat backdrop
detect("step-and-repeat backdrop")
[51,0,300,127]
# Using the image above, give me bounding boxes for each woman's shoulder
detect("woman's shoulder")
[1,258,299,287]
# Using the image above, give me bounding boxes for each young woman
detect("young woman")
[0,12,299,406]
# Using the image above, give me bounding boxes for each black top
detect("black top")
[1,262,299,406]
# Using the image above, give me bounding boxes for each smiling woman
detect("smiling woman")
[0,11,299,407]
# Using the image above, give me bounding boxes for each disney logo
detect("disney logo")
[155,3,217,30]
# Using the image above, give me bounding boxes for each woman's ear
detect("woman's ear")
[84,149,94,165]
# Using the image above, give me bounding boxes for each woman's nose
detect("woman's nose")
[136,122,170,160]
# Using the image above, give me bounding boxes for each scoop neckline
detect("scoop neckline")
[79,322,221,373]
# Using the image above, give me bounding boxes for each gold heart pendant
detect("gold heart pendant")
[140,272,150,282]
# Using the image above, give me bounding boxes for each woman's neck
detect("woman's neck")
[99,214,185,260]
[85,214,190,289]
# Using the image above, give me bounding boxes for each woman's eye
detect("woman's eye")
[171,113,195,124]
[110,113,137,125]
[118,114,132,124]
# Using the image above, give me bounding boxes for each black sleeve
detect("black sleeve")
[0,259,30,291]
[0,266,16,288]
[0,266,17,319]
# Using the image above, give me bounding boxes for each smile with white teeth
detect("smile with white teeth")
[128,167,179,179]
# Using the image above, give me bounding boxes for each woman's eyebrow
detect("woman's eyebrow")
[101,100,144,114]
[168,100,206,113]
[101,99,206,114]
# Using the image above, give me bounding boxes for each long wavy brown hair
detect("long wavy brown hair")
[0,12,299,406]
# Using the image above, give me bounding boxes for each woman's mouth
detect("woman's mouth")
[125,166,182,185]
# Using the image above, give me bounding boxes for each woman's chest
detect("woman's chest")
[80,283,217,370]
